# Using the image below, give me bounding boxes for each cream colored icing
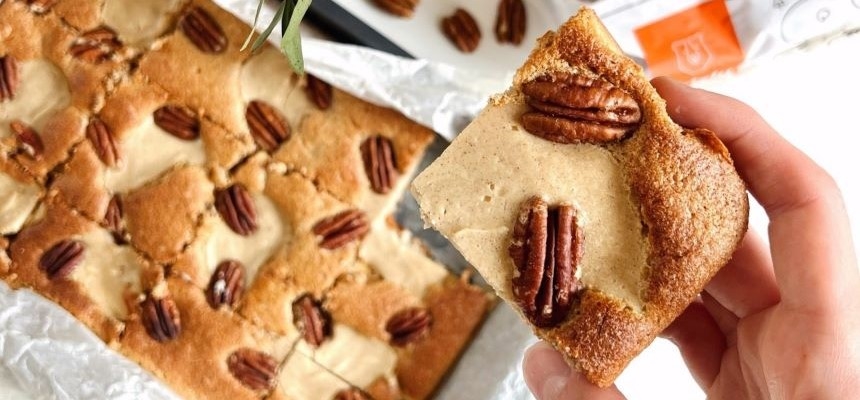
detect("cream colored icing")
[102,0,182,47]
[277,353,350,400]
[0,173,41,235]
[361,156,424,225]
[0,59,70,139]
[201,194,284,285]
[412,101,648,311]
[70,229,142,319]
[103,116,206,193]
[359,221,448,298]
[297,324,397,389]
[239,47,303,123]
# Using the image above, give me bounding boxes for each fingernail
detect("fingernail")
[523,342,572,400]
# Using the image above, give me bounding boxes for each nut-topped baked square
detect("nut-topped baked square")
[412,8,748,387]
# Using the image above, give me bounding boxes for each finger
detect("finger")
[652,77,859,311]
[704,230,779,317]
[660,300,726,389]
[701,291,739,344]
[523,341,626,400]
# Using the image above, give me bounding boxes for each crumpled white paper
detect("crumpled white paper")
[0,281,179,400]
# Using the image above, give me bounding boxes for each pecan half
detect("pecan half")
[102,194,129,245]
[0,55,19,102]
[441,9,481,53]
[495,0,526,45]
[292,294,331,347]
[180,7,227,54]
[39,240,85,280]
[141,294,182,342]
[70,27,122,64]
[385,307,432,346]
[305,74,332,110]
[154,105,200,141]
[509,196,583,328]
[335,388,369,400]
[246,100,290,152]
[372,0,419,18]
[520,73,641,144]
[215,184,258,236]
[361,135,398,194]
[86,117,121,167]
[206,260,244,309]
[312,209,369,250]
[10,120,44,160]
[25,0,56,14]
[227,348,278,391]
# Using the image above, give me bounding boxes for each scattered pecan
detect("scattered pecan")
[305,74,332,110]
[141,294,181,342]
[154,105,200,141]
[227,348,278,391]
[509,196,583,328]
[70,26,122,64]
[441,8,481,53]
[361,135,398,194]
[180,7,227,54]
[245,100,290,152]
[102,194,129,244]
[334,388,369,400]
[25,0,56,14]
[86,117,121,167]
[372,0,419,18]
[385,307,432,346]
[520,72,641,144]
[39,240,85,280]
[206,260,245,309]
[292,294,331,347]
[312,209,369,250]
[495,0,526,45]
[0,55,19,102]
[215,184,258,236]
[9,120,44,160]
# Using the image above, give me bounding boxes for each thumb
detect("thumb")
[523,341,627,400]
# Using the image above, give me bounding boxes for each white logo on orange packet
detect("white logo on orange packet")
[671,33,713,75]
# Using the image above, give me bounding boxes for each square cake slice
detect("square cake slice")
[411,8,748,387]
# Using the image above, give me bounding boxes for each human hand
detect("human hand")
[522,77,860,399]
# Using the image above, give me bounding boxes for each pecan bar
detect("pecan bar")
[273,86,434,225]
[6,195,161,342]
[119,276,294,400]
[412,8,748,387]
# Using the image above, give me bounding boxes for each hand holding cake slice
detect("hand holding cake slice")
[411,8,748,387]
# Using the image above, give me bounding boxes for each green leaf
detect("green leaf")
[249,0,289,53]
[240,0,267,50]
[280,0,312,75]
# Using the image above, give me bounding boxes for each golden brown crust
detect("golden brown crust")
[508,8,748,387]
[6,196,125,342]
[273,88,434,223]
[0,1,127,111]
[137,0,257,142]
[395,274,494,399]
[49,142,112,221]
[123,165,213,264]
[120,276,292,400]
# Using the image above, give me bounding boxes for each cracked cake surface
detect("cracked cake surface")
[1,0,492,398]
[411,8,748,387]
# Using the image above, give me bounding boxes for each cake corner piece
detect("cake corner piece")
[411,7,748,387]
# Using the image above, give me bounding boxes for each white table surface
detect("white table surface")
[2,22,858,400]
